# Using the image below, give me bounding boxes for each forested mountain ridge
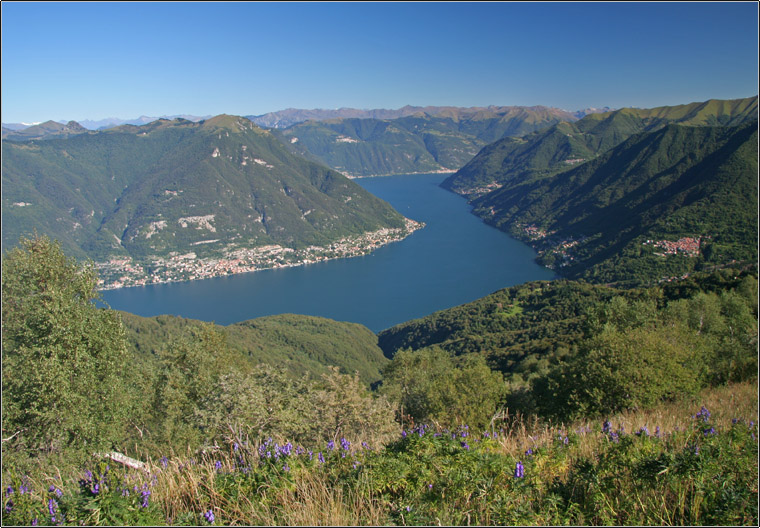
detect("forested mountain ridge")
[2,114,416,287]
[442,96,758,197]
[269,106,584,177]
[470,120,758,286]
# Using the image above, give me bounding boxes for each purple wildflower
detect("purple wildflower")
[326,440,335,451]
[428,483,433,490]
[406,506,412,512]
[5,499,12,513]
[362,441,370,450]
[401,430,407,439]
[48,498,58,523]
[141,488,151,509]
[32,518,38,526]
[655,426,661,438]
[5,486,12,497]
[282,464,290,472]
[732,418,739,424]
[204,509,215,523]
[215,460,222,471]
[340,438,351,451]
[160,456,169,468]
[318,452,325,464]
[602,420,612,434]
[704,427,716,436]
[460,441,470,450]
[525,448,533,456]
[514,461,525,478]
[92,483,100,495]
[695,406,711,423]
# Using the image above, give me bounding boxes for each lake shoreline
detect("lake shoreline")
[101,173,555,332]
[97,218,425,291]
[344,169,457,179]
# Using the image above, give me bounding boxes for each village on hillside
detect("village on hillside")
[96,219,423,290]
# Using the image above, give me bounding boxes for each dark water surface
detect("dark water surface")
[102,173,555,332]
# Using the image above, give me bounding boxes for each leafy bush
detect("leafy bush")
[2,235,131,464]
[380,347,506,429]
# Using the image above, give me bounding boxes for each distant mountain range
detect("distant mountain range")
[2,115,410,272]
[268,106,600,177]
[1,120,89,141]
[2,106,610,135]
[3,105,614,178]
[442,96,758,286]
[2,114,212,135]
[246,105,612,129]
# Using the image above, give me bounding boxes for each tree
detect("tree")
[381,347,506,430]
[2,235,130,460]
[150,324,234,452]
[538,324,706,420]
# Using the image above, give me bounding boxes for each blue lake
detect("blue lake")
[102,173,555,332]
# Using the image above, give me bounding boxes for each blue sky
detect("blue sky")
[2,2,758,123]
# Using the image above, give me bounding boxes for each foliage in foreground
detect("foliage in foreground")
[2,382,757,526]
[1,235,131,461]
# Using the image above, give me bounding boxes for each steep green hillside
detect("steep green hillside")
[442,96,758,197]
[473,121,758,286]
[272,106,579,177]
[2,115,411,268]
[119,311,389,385]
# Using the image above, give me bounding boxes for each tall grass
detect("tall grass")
[3,380,757,526]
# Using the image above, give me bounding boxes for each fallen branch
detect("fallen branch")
[95,451,147,471]
[2,429,24,443]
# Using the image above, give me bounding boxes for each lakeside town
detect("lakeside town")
[516,223,708,271]
[96,218,424,290]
